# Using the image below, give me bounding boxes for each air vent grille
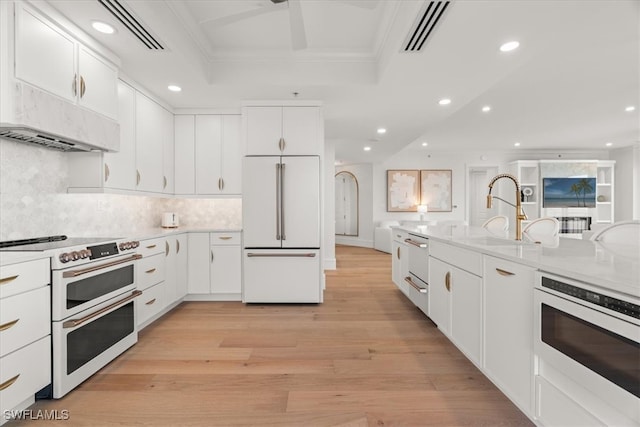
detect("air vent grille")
[98,0,164,50]
[403,1,450,52]
[0,129,88,152]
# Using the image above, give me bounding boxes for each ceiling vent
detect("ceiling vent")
[98,0,165,50]
[403,1,450,52]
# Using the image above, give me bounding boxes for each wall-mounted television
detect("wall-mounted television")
[542,177,596,208]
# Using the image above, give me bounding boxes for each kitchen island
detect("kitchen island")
[392,223,639,427]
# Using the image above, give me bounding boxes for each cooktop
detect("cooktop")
[0,235,121,251]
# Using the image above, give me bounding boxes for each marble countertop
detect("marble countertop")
[395,224,639,299]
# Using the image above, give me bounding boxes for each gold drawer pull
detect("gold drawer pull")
[0,275,18,285]
[0,318,19,331]
[218,236,233,240]
[145,268,156,274]
[404,276,427,293]
[145,298,156,306]
[146,244,157,249]
[445,271,451,292]
[495,268,515,277]
[0,374,20,391]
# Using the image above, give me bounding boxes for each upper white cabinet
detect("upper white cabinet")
[174,114,242,195]
[135,92,172,193]
[14,3,117,120]
[244,106,321,155]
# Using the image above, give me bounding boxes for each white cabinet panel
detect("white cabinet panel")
[281,107,321,155]
[162,107,174,194]
[450,266,482,365]
[195,115,222,194]
[135,92,164,193]
[137,281,166,328]
[174,115,195,194]
[104,81,135,189]
[187,233,210,294]
[175,234,188,300]
[244,106,321,155]
[221,115,242,194]
[210,245,241,294]
[281,156,320,248]
[245,106,283,155]
[0,286,50,358]
[77,46,118,119]
[0,258,49,299]
[136,253,165,292]
[243,249,320,303]
[428,256,451,335]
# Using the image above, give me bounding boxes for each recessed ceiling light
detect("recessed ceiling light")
[377,128,387,134]
[500,41,520,52]
[482,105,491,112]
[421,142,428,147]
[92,21,115,34]
[363,146,371,151]
[168,85,182,92]
[605,142,613,147]
[625,106,636,112]
[438,98,451,106]
[514,142,521,147]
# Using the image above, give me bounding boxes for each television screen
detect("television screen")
[543,177,596,208]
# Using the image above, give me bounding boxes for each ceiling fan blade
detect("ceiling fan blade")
[199,2,287,29]
[288,0,307,50]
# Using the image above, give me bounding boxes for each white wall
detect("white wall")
[0,139,241,240]
[610,144,640,220]
[335,163,373,248]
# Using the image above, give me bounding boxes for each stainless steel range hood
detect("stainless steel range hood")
[0,81,120,152]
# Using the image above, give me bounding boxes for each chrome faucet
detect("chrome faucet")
[486,173,527,241]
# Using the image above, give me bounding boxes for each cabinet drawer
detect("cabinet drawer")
[210,232,241,246]
[0,286,50,358]
[0,258,50,299]
[430,241,482,277]
[137,281,166,327]
[0,336,51,416]
[535,376,602,426]
[136,253,165,291]
[392,229,409,244]
[137,238,165,257]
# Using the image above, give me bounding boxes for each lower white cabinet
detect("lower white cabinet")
[484,255,535,415]
[186,232,242,300]
[428,241,483,366]
[136,238,166,329]
[165,234,188,305]
[535,376,603,427]
[137,281,166,327]
[391,229,409,296]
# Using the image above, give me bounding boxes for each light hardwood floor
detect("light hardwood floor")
[19,245,532,426]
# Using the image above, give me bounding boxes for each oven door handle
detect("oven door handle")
[62,254,142,278]
[62,290,142,329]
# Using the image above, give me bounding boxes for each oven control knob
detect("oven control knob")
[59,253,70,263]
[124,242,132,250]
[70,251,80,261]
[80,249,91,259]
[131,241,139,248]
[119,242,126,251]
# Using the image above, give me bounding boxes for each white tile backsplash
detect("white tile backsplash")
[0,139,241,240]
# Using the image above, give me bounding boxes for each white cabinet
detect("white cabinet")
[162,107,175,194]
[165,234,188,305]
[391,229,409,296]
[136,238,166,329]
[595,160,615,224]
[484,255,535,415]
[244,106,321,155]
[135,92,166,193]
[186,232,242,300]
[174,114,242,195]
[14,3,117,119]
[0,257,51,424]
[428,241,483,365]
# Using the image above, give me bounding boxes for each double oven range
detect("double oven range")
[0,235,141,398]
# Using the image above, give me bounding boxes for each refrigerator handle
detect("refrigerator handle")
[281,162,286,241]
[276,163,281,241]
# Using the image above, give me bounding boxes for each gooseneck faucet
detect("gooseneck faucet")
[486,173,527,241]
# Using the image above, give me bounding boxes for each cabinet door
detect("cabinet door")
[164,239,176,305]
[162,107,174,194]
[135,92,164,193]
[210,245,241,294]
[77,46,118,119]
[174,115,195,194]
[220,115,242,194]
[195,115,222,194]
[484,256,535,412]
[15,5,75,103]
[391,241,402,287]
[428,256,451,335]
[104,81,136,190]
[245,106,282,155]
[451,266,482,365]
[282,107,321,155]
[175,234,188,300]
[187,233,210,294]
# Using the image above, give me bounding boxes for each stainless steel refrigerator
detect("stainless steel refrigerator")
[242,155,322,303]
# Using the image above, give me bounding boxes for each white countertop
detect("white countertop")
[395,224,640,299]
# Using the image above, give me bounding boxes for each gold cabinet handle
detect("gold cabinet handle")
[278,137,284,151]
[80,75,86,98]
[145,268,156,274]
[211,250,214,263]
[165,241,170,256]
[0,275,18,285]
[0,318,19,331]
[145,298,156,306]
[495,268,515,277]
[404,238,427,248]
[72,74,77,97]
[0,374,20,391]
[163,176,167,189]
[176,239,180,254]
[136,170,141,186]
[104,163,110,182]
[220,178,224,190]
[218,236,232,240]
[146,244,157,249]
[404,276,427,293]
[397,247,400,259]
[445,271,451,292]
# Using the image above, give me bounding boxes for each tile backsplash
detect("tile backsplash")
[0,139,241,240]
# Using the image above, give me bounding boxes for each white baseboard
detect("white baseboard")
[335,237,374,248]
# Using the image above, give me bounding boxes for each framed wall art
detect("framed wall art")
[387,170,420,212]
[420,169,452,212]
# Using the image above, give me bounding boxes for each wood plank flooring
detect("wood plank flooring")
[19,245,532,426]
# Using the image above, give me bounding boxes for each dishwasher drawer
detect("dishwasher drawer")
[406,233,429,284]
[404,273,428,316]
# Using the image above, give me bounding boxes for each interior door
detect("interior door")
[242,156,280,248]
[281,156,320,248]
